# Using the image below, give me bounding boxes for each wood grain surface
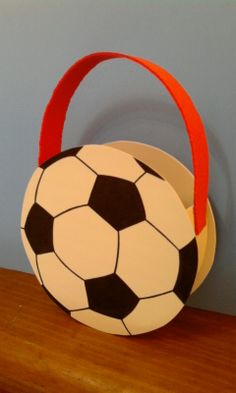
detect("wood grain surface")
[0,268,235,393]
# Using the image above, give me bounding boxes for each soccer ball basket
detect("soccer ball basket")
[21,52,216,336]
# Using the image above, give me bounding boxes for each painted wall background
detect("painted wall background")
[0,1,235,315]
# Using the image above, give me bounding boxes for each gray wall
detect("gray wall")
[0,1,235,315]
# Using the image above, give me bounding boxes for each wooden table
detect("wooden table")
[0,268,235,393]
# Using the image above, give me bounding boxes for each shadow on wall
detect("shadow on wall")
[70,97,235,314]
[189,124,236,313]
[207,124,235,256]
[77,98,186,152]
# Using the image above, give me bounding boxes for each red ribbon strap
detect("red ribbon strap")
[38,52,209,235]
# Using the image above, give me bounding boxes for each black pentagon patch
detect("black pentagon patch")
[135,159,163,180]
[85,274,139,319]
[42,286,70,314]
[135,159,164,180]
[174,238,198,303]
[25,203,54,255]
[89,175,146,230]
[40,146,83,169]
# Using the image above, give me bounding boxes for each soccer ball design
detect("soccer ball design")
[21,144,198,335]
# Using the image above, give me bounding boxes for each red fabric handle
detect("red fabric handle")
[38,52,209,235]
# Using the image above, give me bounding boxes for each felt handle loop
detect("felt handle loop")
[38,51,209,235]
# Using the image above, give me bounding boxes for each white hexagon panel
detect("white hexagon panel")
[117,221,179,298]
[53,206,118,279]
